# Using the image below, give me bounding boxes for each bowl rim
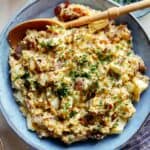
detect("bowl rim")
[0,0,149,150]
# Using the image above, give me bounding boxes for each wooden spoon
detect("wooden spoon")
[8,0,150,48]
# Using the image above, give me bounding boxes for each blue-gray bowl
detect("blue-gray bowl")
[0,0,149,150]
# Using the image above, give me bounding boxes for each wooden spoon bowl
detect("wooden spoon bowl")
[8,19,63,49]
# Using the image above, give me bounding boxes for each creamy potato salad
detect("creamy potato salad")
[9,3,149,144]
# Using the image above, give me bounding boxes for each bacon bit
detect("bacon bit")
[61,7,87,21]
[29,42,34,49]
[62,13,75,22]
[64,0,70,8]
[35,63,42,73]
[15,45,22,55]
[26,40,36,49]
[13,45,22,60]
[72,7,87,16]
[104,27,109,33]
[105,103,113,110]
[112,113,117,120]
[49,131,54,136]
[138,62,146,73]
[79,118,85,125]
[54,1,88,22]
[108,70,120,80]
[54,5,62,17]
[54,1,70,18]
[108,104,113,110]
[80,112,96,125]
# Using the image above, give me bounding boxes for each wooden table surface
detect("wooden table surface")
[0,0,150,150]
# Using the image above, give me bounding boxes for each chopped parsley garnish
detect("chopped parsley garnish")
[21,71,30,88]
[110,76,115,81]
[24,80,30,89]
[97,52,112,63]
[56,83,69,98]
[69,71,79,79]
[127,40,132,45]
[21,71,30,80]
[33,81,42,90]
[80,72,91,78]
[70,70,91,79]
[39,39,59,49]
[90,64,98,72]
[75,35,82,40]
[62,102,72,113]
[65,102,71,108]
[77,55,88,66]
[70,111,78,118]
[113,122,119,128]
[116,100,122,106]
[127,51,132,56]
[99,100,103,106]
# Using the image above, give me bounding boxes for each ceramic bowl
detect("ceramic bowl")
[0,0,149,150]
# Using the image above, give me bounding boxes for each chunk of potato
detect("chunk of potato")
[133,77,149,101]
[110,118,126,134]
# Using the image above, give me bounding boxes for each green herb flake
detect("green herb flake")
[70,111,78,118]
[78,55,88,66]
[90,64,98,72]
[63,102,71,112]
[80,72,91,78]
[69,70,91,79]
[56,83,69,98]
[39,39,59,49]
[127,51,132,56]
[99,100,103,106]
[21,71,30,80]
[113,122,119,128]
[110,76,115,81]
[69,71,79,79]
[14,76,21,81]
[116,100,122,106]
[116,45,120,50]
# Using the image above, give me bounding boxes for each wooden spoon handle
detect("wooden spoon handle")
[65,0,150,28]
[117,0,150,16]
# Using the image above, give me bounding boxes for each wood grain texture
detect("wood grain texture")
[65,0,150,28]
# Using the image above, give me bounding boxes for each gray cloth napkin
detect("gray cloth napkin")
[122,115,150,150]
